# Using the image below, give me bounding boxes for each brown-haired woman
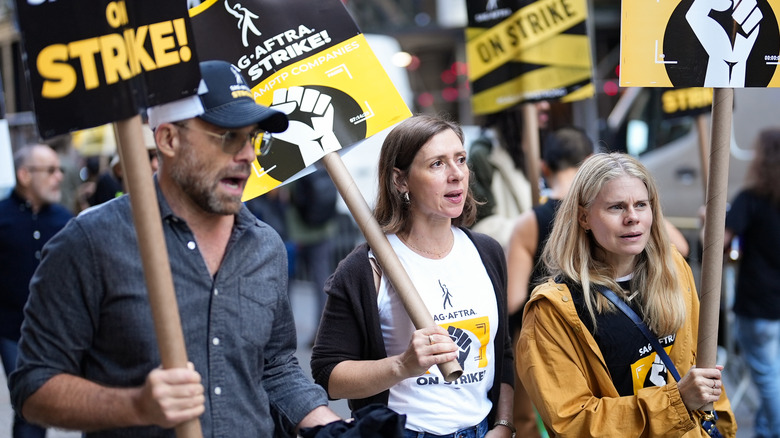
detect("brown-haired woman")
[312,114,515,438]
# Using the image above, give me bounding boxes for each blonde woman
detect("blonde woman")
[517,153,735,437]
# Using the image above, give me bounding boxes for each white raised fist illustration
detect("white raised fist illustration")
[270,86,342,168]
[686,0,762,86]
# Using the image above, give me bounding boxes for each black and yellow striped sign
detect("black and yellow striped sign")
[466,0,593,115]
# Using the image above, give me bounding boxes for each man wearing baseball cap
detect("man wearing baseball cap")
[10,60,341,437]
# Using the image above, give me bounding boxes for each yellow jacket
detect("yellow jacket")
[517,251,736,437]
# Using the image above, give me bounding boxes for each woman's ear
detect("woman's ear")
[577,205,590,231]
[154,123,179,158]
[392,167,407,195]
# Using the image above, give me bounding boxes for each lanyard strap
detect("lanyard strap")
[595,286,682,381]
[595,285,724,438]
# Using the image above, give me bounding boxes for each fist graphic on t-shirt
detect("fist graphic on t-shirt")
[448,326,472,369]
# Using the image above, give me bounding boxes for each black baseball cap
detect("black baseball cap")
[148,60,288,133]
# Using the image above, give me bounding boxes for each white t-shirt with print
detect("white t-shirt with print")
[371,227,497,435]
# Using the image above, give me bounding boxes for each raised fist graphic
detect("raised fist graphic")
[447,326,472,369]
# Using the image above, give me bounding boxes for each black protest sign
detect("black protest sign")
[15,0,200,139]
[189,0,360,84]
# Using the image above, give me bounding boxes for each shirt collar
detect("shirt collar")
[10,188,46,213]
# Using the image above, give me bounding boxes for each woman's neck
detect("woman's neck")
[399,224,454,259]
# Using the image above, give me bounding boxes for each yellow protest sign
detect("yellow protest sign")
[620,0,780,87]
[190,0,411,200]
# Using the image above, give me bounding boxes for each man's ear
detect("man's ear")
[16,166,32,188]
[154,123,179,158]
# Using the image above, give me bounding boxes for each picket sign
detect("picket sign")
[619,0,780,410]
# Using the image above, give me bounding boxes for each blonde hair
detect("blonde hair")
[541,153,686,335]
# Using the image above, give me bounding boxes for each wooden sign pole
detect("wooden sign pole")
[521,103,541,206]
[114,115,203,438]
[695,114,710,194]
[696,88,733,411]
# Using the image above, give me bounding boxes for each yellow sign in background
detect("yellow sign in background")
[466,0,593,115]
[466,0,589,81]
[621,0,780,87]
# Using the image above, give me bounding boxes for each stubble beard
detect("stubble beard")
[171,147,246,216]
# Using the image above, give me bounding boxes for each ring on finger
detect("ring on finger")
[429,335,434,345]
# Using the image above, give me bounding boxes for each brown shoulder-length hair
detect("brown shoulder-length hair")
[373,114,478,234]
[745,128,780,205]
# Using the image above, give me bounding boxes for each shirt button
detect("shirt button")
[33,230,41,240]
[214,387,222,395]
[187,241,196,250]
[562,296,569,302]
[212,337,220,345]
[214,288,219,296]
[34,250,42,260]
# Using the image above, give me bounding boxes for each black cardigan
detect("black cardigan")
[310,227,514,425]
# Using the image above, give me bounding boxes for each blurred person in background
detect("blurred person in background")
[88,125,159,207]
[46,134,83,214]
[468,112,532,251]
[287,167,339,342]
[0,144,72,438]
